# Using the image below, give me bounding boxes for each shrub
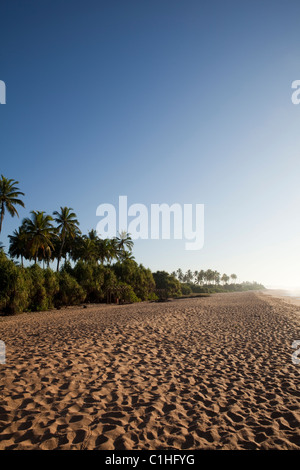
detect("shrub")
[44,268,60,308]
[117,282,141,303]
[147,291,159,301]
[112,260,156,301]
[73,260,105,303]
[180,283,193,295]
[27,264,49,311]
[55,271,85,307]
[0,252,30,314]
[152,271,182,299]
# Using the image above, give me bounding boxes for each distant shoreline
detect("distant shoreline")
[261,288,300,307]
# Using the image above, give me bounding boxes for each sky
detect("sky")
[1,0,300,288]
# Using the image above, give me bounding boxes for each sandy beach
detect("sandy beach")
[261,289,300,307]
[0,291,299,450]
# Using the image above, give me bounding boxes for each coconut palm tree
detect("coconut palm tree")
[81,236,98,264]
[176,268,184,282]
[69,233,84,263]
[213,270,221,285]
[205,269,215,285]
[115,231,134,251]
[186,269,194,283]
[74,230,101,264]
[196,270,205,285]
[22,211,55,264]
[0,175,25,234]
[53,206,81,271]
[221,273,230,285]
[114,231,133,260]
[120,249,135,261]
[96,237,115,264]
[230,273,237,284]
[86,229,98,241]
[8,225,29,266]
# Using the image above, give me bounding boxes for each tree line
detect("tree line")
[0,175,264,315]
[172,268,237,286]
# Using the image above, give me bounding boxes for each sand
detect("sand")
[0,291,299,450]
[261,289,300,307]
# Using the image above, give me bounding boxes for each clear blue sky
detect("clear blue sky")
[1,0,300,287]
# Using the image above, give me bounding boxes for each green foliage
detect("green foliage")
[55,271,85,307]
[117,282,141,303]
[180,283,193,295]
[152,271,182,300]
[43,268,60,308]
[113,259,156,301]
[1,172,266,315]
[0,175,25,234]
[72,260,105,302]
[27,264,49,311]
[134,265,156,301]
[147,292,159,302]
[25,265,59,311]
[188,284,210,293]
[0,252,30,314]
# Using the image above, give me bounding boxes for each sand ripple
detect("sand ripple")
[0,292,299,449]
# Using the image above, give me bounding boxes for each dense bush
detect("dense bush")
[117,282,141,303]
[27,264,50,312]
[44,268,60,308]
[0,251,264,316]
[180,283,193,295]
[152,271,182,299]
[72,260,105,303]
[0,252,30,314]
[54,271,86,307]
[113,260,156,301]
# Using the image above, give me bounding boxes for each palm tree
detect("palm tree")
[221,273,230,285]
[205,269,215,285]
[74,231,100,264]
[96,237,115,264]
[22,211,55,264]
[196,269,205,285]
[81,237,98,264]
[230,273,237,284]
[114,231,133,260]
[0,175,25,234]
[86,229,98,241]
[53,207,81,271]
[213,270,221,285]
[8,226,29,266]
[69,233,84,262]
[120,250,135,261]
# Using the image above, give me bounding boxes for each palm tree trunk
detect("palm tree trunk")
[0,203,4,234]
[57,233,65,272]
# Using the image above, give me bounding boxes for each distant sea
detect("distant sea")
[265,287,300,303]
[285,290,300,300]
